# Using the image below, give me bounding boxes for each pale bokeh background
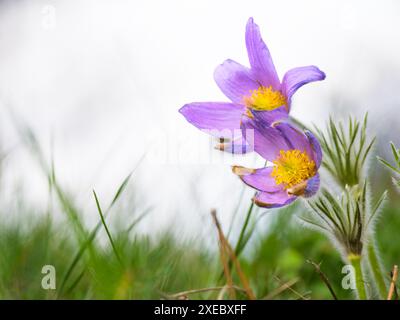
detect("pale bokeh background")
[0,0,399,240]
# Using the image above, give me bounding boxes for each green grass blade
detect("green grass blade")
[126,208,152,234]
[58,170,136,297]
[93,190,123,266]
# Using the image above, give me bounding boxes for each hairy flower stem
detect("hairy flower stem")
[367,241,387,299]
[348,254,367,300]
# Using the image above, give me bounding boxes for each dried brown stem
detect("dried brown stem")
[169,285,246,299]
[387,265,398,300]
[211,209,235,299]
[273,275,309,300]
[211,209,256,300]
[263,278,299,300]
[307,260,338,300]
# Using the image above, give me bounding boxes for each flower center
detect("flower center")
[244,86,287,111]
[271,149,316,189]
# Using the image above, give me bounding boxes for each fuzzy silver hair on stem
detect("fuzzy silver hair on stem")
[299,114,389,299]
[378,142,400,192]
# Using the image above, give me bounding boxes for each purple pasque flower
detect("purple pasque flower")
[179,17,325,153]
[233,118,322,208]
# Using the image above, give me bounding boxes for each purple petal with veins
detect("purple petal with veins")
[179,102,245,138]
[303,173,320,198]
[245,17,280,90]
[232,166,283,192]
[282,66,326,110]
[305,130,323,168]
[253,190,296,208]
[273,122,313,158]
[241,116,289,160]
[214,59,259,104]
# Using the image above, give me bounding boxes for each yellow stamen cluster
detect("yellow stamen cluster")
[244,86,287,111]
[271,149,316,189]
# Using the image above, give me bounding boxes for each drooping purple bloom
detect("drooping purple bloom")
[179,17,325,153]
[233,119,322,208]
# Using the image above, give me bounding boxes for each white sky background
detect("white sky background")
[0,0,400,241]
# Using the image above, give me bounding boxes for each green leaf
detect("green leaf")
[377,157,400,174]
[93,190,123,266]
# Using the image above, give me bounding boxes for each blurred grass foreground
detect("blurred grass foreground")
[0,122,399,300]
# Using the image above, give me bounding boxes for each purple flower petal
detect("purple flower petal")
[282,66,326,109]
[273,122,313,157]
[245,18,280,90]
[303,173,320,198]
[232,166,282,192]
[214,59,259,104]
[249,106,288,126]
[286,173,320,197]
[253,190,296,208]
[305,130,323,168]
[179,102,245,138]
[241,116,289,160]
